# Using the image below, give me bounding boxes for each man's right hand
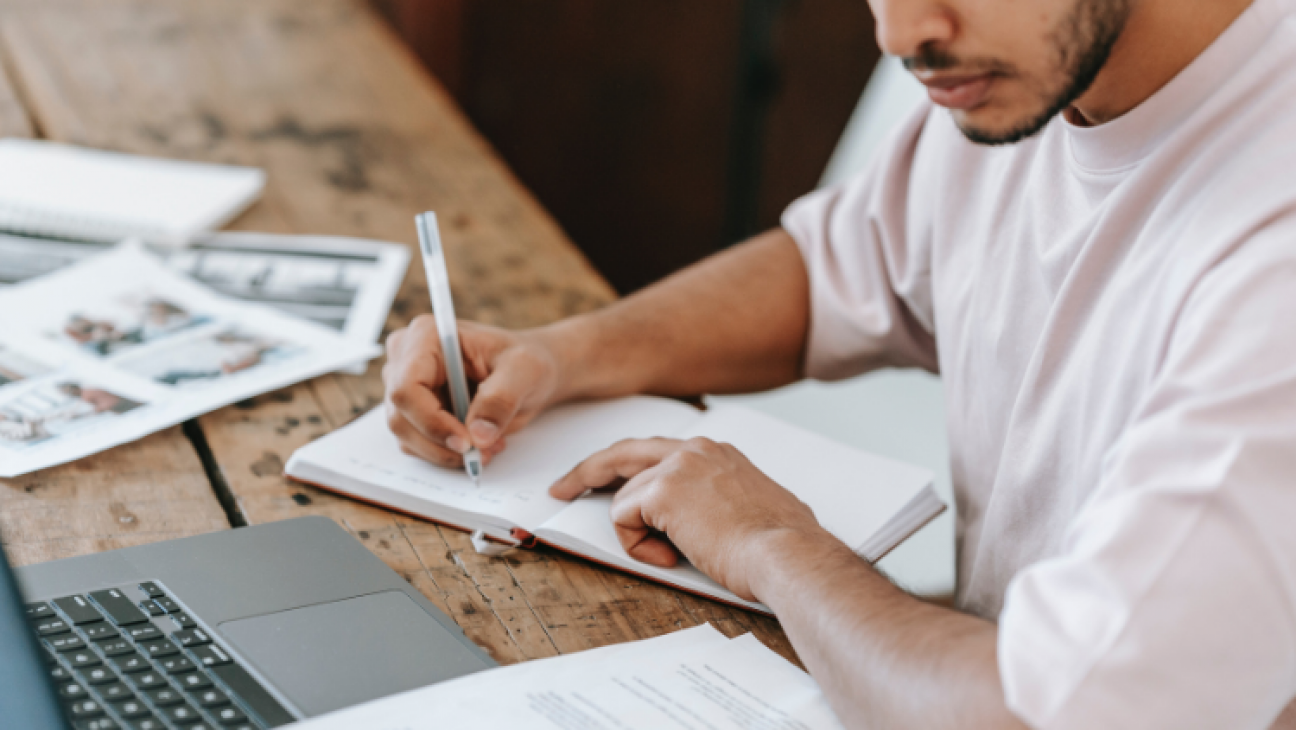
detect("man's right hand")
[382,316,562,468]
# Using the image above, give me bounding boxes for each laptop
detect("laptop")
[0,516,497,729]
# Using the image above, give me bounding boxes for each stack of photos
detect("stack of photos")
[0,244,381,477]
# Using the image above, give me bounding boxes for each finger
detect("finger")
[386,353,473,452]
[609,469,680,567]
[548,438,681,500]
[463,352,542,449]
[386,406,464,468]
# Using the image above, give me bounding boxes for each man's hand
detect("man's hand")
[549,436,829,602]
[383,316,560,467]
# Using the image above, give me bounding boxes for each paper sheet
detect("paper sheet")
[0,244,380,476]
[0,231,408,375]
[293,625,844,730]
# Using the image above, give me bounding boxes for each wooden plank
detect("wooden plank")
[0,39,34,137]
[0,0,794,666]
[0,427,231,567]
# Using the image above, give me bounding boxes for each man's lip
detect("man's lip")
[916,73,996,111]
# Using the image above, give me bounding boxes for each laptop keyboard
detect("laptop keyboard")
[26,581,294,730]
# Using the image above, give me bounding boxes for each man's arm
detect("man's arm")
[382,228,810,465]
[547,437,1028,729]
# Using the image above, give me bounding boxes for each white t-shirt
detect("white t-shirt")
[782,0,1296,727]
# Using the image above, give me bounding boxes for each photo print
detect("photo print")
[120,326,304,388]
[0,380,144,449]
[53,292,212,357]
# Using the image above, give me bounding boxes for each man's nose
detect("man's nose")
[870,0,957,59]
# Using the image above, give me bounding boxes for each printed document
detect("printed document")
[0,245,380,477]
[293,624,845,729]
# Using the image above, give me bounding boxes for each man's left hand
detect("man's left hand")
[548,437,827,602]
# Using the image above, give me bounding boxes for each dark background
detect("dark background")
[372,0,881,293]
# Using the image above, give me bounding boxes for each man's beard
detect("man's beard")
[904,0,1133,146]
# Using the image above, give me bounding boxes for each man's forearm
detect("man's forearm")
[537,228,810,403]
[751,530,1028,729]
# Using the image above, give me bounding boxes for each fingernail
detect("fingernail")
[470,420,499,445]
[447,435,470,454]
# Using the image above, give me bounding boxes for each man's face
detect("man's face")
[871,0,1133,145]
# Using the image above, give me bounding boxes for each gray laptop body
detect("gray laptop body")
[7,516,496,728]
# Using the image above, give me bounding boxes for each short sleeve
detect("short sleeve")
[997,223,1296,729]
[781,102,940,380]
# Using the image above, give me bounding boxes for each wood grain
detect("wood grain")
[0,0,795,667]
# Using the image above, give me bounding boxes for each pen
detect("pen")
[415,211,482,484]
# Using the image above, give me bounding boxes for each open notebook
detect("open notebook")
[286,398,943,613]
[0,138,264,245]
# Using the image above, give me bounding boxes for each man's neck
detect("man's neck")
[1068,0,1255,126]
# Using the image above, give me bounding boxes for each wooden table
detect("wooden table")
[0,0,794,668]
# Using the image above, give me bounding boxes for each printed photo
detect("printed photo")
[0,381,143,449]
[54,293,211,357]
[119,327,304,388]
[0,346,50,387]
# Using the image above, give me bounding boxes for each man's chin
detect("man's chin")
[950,106,1058,146]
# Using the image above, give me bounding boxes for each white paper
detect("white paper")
[0,245,380,476]
[0,231,409,375]
[288,398,701,532]
[0,139,264,245]
[293,624,844,730]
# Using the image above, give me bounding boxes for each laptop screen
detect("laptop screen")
[0,539,71,729]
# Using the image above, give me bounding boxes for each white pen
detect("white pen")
[415,212,483,484]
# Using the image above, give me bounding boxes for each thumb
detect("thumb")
[465,357,539,449]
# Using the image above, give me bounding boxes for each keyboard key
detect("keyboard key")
[79,665,117,684]
[127,670,167,691]
[89,589,149,626]
[210,662,294,726]
[74,718,121,730]
[84,624,120,641]
[125,714,165,730]
[114,698,150,718]
[34,617,71,636]
[212,705,249,725]
[160,655,196,674]
[50,664,71,680]
[67,698,105,718]
[171,611,197,630]
[142,638,180,659]
[26,602,55,620]
[57,680,88,701]
[178,672,213,691]
[99,682,133,703]
[110,652,151,674]
[139,582,165,599]
[50,634,87,652]
[190,644,232,667]
[172,629,213,648]
[125,625,162,642]
[164,701,203,725]
[99,638,134,656]
[192,687,230,708]
[146,686,184,706]
[139,600,165,617]
[155,597,180,613]
[67,650,102,669]
[54,595,106,625]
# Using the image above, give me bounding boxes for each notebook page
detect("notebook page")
[288,397,701,532]
[292,625,844,730]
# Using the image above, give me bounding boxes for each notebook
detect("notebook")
[286,397,944,613]
[0,138,265,245]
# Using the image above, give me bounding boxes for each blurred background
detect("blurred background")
[372,0,881,294]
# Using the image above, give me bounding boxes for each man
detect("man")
[384,0,1296,726]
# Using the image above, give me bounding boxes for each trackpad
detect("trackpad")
[219,591,490,716]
